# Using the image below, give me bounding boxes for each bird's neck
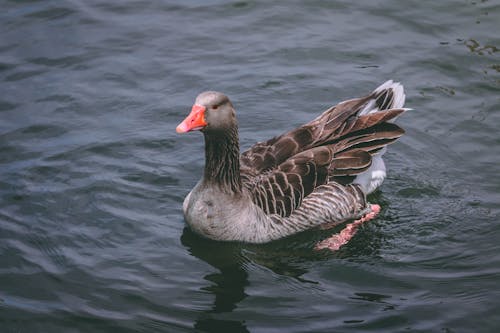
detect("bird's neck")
[203,127,242,194]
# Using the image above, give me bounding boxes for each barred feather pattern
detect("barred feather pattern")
[268,183,368,234]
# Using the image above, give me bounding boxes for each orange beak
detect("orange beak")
[176,104,207,133]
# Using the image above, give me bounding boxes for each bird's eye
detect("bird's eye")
[212,105,219,110]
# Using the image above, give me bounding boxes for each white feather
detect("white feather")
[354,80,406,194]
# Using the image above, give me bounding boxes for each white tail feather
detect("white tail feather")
[359,80,406,116]
[354,80,406,194]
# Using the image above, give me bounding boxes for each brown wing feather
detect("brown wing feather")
[240,95,374,174]
[240,87,407,217]
[244,146,333,217]
[330,150,372,176]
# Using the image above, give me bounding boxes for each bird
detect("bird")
[176,80,409,250]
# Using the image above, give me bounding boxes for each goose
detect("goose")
[176,80,408,250]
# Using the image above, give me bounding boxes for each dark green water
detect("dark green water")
[1,1,499,332]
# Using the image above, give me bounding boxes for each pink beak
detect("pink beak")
[176,104,207,133]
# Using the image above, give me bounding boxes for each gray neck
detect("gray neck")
[203,127,242,194]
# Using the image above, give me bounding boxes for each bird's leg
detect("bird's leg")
[314,204,380,251]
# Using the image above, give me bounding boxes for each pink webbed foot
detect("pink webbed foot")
[314,204,381,251]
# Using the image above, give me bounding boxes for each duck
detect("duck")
[176,80,409,250]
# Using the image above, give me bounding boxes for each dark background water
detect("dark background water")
[1,1,499,332]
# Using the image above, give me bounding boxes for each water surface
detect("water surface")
[1,1,499,332]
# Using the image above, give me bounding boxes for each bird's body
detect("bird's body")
[177,81,409,246]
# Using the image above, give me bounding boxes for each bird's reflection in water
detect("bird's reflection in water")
[181,217,383,332]
[180,227,322,333]
[181,228,250,333]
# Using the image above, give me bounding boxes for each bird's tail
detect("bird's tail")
[353,80,407,194]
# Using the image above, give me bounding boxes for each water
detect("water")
[1,0,499,332]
